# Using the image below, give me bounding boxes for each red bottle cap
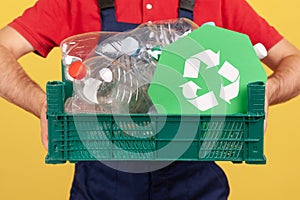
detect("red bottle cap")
[68,61,87,80]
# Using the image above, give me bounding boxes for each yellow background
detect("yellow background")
[1,0,300,199]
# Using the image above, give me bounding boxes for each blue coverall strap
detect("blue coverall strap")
[97,0,114,9]
[180,0,195,11]
[97,0,195,32]
[97,0,196,12]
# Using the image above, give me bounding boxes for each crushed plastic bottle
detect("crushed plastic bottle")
[63,18,199,114]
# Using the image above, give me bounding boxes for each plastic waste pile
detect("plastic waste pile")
[61,18,199,114]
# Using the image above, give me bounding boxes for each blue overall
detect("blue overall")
[70,3,230,200]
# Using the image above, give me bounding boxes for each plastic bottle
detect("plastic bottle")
[68,55,156,114]
[95,18,196,60]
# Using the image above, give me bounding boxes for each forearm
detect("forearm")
[266,54,300,105]
[0,44,45,118]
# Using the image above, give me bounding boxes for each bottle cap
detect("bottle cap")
[121,37,140,56]
[201,21,216,27]
[68,61,87,80]
[253,43,268,59]
[99,68,113,82]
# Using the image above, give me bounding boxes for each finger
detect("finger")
[42,134,48,151]
[40,100,48,151]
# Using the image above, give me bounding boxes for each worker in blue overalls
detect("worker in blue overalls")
[70,1,230,199]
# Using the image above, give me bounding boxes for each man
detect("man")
[0,0,300,199]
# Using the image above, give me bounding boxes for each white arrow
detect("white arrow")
[218,61,239,82]
[83,78,102,104]
[188,91,218,111]
[193,49,220,69]
[219,77,240,104]
[180,81,201,99]
[183,57,201,78]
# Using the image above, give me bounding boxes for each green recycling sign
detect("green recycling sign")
[148,25,267,114]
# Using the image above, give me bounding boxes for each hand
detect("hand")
[264,79,273,133]
[264,92,269,133]
[40,100,48,151]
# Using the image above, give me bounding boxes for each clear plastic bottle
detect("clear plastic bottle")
[95,18,197,61]
[68,55,156,113]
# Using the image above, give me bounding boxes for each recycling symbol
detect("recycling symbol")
[179,49,240,111]
[148,25,267,115]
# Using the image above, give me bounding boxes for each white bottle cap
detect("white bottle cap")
[121,37,139,56]
[99,68,113,83]
[253,43,268,59]
[201,21,216,27]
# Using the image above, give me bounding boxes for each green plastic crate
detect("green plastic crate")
[45,80,266,164]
